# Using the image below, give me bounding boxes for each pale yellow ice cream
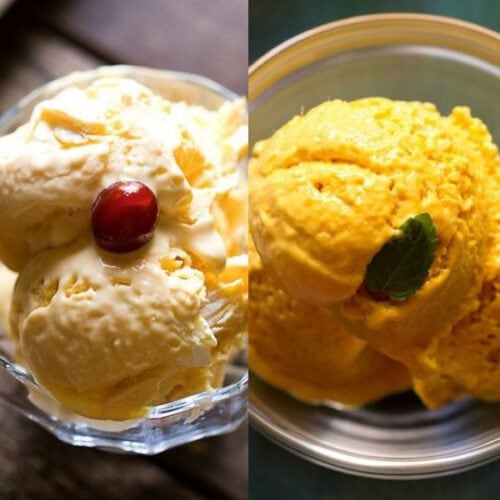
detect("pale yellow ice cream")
[0,77,247,419]
[249,240,410,406]
[0,262,17,335]
[250,97,499,408]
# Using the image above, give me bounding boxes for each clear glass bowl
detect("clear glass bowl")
[0,65,248,455]
[249,14,500,478]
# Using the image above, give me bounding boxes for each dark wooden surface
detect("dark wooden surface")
[0,1,247,498]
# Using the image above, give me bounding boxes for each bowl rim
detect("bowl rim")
[248,12,500,479]
[249,13,500,103]
[250,382,500,480]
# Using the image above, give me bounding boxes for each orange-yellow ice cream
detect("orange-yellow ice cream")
[249,239,410,406]
[250,97,499,408]
[413,144,500,407]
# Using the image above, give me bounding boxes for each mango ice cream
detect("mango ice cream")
[249,239,410,406]
[250,97,499,409]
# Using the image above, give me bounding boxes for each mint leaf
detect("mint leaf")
[365,213,437,300]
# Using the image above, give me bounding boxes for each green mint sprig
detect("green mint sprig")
[365,213,438,300]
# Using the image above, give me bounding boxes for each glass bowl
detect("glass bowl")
[0,65,248,455]
[249,14,500,479]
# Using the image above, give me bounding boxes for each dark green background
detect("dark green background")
[250,0,500,62]
[249,1,500,498]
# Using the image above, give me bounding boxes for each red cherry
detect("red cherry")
[91,181,159,253]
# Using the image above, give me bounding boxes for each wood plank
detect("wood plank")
[0,0,15,17]
[155,421,248,500]
[0,27,101,114]
[34,0,248,96]
[0,377,205,499]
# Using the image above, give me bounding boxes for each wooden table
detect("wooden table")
[0,1,247,498]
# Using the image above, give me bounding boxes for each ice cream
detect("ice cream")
[0,262,17,336]
[413,139,500,408]
[250,97,499,408]
[249,239,410,406]
[0,77,248,420]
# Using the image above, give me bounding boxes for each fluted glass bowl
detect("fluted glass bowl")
[249,14,500,479]
[0,65,248,455]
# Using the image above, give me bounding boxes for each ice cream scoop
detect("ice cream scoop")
[0,262,16,336]
[250,97,499,407]
[413,140,500,408]
[413,278,500,408]
[0,77,248,419]
[0,78,247,271]
[249,239,410,406]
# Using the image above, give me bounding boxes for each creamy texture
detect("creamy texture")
[249,240,410,406]
[0,78,248,419]
[0,78,247,271]
[250,97,499,408]
[413,133,500,407]
[0,262,17,336]
[12,235,214,419]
